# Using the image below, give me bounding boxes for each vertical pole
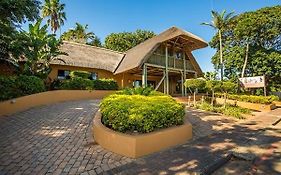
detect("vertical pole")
[183,51,187,96]
[263,75,267,96]
[165,45,169,95]
[181,71,184,97]
[163,70,166,94]
[142,64,147,87]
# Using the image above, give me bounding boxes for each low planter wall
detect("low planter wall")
[215,97,276,112]
[273,101,281,107]
[0,90,115,116]
[93,111,192,158]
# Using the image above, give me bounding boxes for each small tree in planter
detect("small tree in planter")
[206,80,222,106]
[221,81,237,107]
[184,78,206,105]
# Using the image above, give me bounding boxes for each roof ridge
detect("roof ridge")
[62,41,125,55]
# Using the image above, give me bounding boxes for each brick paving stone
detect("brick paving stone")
[0,100,132,174]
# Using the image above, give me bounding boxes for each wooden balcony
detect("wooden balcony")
[147,53,194,71]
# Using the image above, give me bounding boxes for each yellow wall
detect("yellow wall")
[0,90,115,116]
[48,65,164,91]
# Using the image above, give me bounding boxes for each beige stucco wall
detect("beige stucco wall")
[93,111,192,158]
[0,90,115,116]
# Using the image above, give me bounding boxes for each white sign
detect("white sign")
[239,76,265,88]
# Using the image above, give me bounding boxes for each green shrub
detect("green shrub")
[117,87,166,96]
[69,71,91,79]
[215,93,279,104]
[100,94,185,133]
[0,75,45,101]
[60,77,94,90]
[92,79,118,90]
[196,102,250,119]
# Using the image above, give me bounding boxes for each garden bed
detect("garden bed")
[93,111,192,158]
[215,97,276,112]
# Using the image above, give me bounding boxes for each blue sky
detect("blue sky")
[39,0,281,72]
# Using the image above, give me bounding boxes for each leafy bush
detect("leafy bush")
[100,94,185,133]
[117,87,166,96]
[92,79,118,90]
[215,93,279,104]
[69,71,91,79]
[60,77,94,90]
[0,75,45,101]
[196,102,250,119]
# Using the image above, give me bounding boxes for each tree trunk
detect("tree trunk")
[241,42,249,78]
[223,92,227,108]
[211,89,214,106]
[193,91,196,106]
[218,30,223,81]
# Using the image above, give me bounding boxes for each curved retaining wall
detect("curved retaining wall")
[0,90,115,116]
[93,111,192,158]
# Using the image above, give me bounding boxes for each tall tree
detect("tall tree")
[209,6,281,92]
[19,19,66,77]
[0,0,40,60]
[202,10,236,81]
[42,0,66,34]
[61,23,98,44]
[105,30,155,52]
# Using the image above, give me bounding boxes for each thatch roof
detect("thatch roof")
[114,26,208,74]
[51,41,124,73]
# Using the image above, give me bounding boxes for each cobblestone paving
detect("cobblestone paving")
[0,100,132,175]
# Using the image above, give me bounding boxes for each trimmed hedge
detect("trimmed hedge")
[100,94,185,133]
[52,78,119,90]
[93,79,118,90]
[0,75,45,101]
[116,87,165,96]
[69,71,91,79]
[215,93,279,104]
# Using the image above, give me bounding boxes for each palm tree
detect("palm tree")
[42,0,66,34]
[61,23,96,44]
[202,10,235,81]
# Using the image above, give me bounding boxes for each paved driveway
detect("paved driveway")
[0,100,280,175]
[0,100,132,175]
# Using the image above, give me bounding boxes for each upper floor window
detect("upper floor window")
[176,52,182,59]
[57,70,70,80]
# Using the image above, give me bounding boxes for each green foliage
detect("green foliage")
[221,81,237,93]
[93,79,118,90]
[117,87,153,96]
[19,19,66,77]
[215,93,279,104]
[204,71,218,80]
[0,0,40,60]
[206,80,222,92]
[209,6,281,91]
[61,23,100,45]
[196,102,250,119]
[57,78,118,90]
[60,77,93,90]
[100,94,185,133]
[184,78,206,92]
[69,71,91,79]
[0,75,45,101]
[42,0,66,33]
[104,29,156,52]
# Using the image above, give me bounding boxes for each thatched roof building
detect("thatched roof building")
[115,26,207,74]
[52,41,124,73]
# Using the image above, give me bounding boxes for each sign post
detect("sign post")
[238,75,266,96]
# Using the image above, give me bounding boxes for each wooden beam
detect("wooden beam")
[165,45,169,94]
[183,51,187,96]
[155,72,166,91]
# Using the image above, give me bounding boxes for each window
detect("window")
[57,70,70,80]
[176,52,182,59]
[90,72,98,80]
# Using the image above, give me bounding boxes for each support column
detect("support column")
[142,64,147,87]
[183,52,187,96]
[165,45,169,94]
[181,71,184,97]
